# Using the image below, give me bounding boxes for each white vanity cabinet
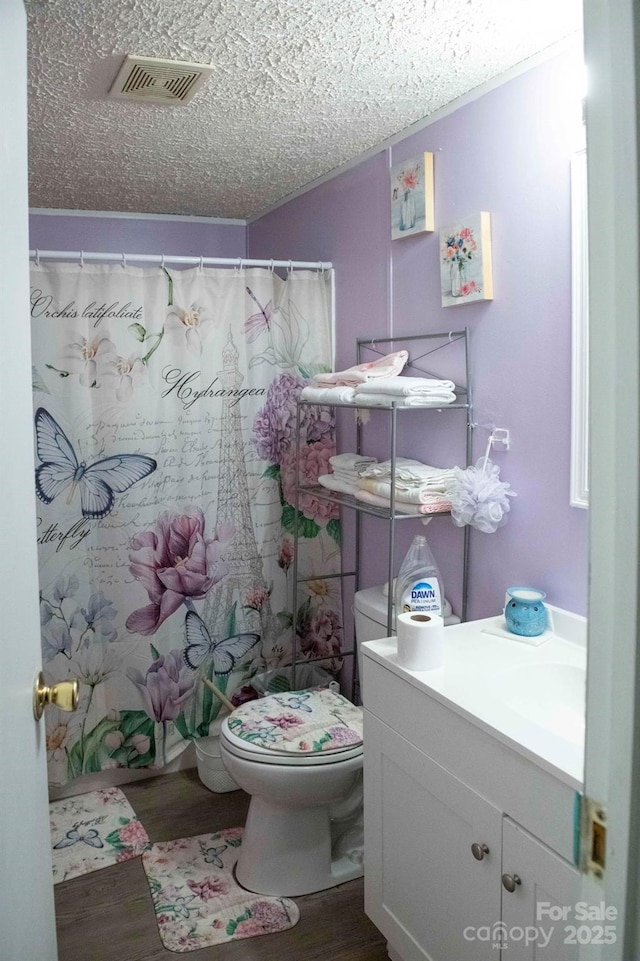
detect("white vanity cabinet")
[362,639,582,961]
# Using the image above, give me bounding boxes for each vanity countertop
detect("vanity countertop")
[361,604,586,791]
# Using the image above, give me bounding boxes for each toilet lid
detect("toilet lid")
[221,687,363,761]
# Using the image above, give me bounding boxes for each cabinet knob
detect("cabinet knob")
[471,842,489,861]
[501,873,522,893]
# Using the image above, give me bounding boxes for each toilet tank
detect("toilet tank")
[354,585,394,646]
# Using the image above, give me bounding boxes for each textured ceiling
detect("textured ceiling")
[25,0,582,220]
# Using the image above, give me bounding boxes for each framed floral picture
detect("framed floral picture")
[440,212,494,306]
[391,152,434,239]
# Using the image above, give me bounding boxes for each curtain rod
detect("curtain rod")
[29,249,332,271]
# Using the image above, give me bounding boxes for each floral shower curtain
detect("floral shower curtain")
[30,262,341,786]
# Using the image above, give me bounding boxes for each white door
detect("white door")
[0,1,58,958]
[580,0,640,957]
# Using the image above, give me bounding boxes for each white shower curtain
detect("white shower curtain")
[30,262,341,785]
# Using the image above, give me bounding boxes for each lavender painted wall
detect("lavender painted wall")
[29,213,246,260]
[249,49,589,620]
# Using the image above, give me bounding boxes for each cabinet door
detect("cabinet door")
[501,816,581,960]
[364,711,502,961]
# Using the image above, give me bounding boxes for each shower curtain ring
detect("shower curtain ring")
[122,252,127,269]
[288,260,293,275]
[270,260,275,273]
[199,256,204,272]
[35,249,40,266]
[79,251,85,267]
[160,254,165,271]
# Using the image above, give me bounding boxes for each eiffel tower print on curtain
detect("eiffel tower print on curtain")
[201,328,285,667]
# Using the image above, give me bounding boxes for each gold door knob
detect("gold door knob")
[33,671,79,721]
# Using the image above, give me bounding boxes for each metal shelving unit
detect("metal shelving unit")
[290,329,473,696]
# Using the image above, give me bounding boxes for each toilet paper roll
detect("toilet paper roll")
[396,611,445,671]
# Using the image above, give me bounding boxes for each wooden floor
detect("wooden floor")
[54,770,390,961]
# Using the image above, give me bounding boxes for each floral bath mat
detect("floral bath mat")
[50,787,151,883]
[142,828,299,952]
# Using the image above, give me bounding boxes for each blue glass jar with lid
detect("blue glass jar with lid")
[504,587,547,637]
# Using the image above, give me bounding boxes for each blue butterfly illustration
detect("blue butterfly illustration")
[275,692,313,713]
[53,827,104,850]
[34,407,157,520]
[201,843,228,868]
[183,611,259,674]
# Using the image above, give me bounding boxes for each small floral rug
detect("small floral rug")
[50,787,151,883]
[142,828,300,952]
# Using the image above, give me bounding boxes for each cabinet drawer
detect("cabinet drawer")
[363,654,578,862]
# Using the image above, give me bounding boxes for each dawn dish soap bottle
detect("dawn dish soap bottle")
[395,534,444,624]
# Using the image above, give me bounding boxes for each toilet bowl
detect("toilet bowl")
[218,591,411,898]
[219,687,364,897]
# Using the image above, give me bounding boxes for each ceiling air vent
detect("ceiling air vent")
[109,55,214,105]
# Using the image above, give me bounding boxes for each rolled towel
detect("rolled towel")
[354,375,456,396]
[329,452,378,473]
[300,385,357,404]
[312,350,409,387]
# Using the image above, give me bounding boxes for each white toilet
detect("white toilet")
[219,686,366,897]
[219,584,445,898]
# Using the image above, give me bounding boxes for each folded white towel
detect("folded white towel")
[312,350,409,387]
[359,459,457,486]
[357,477,455,503]
[300,385,357,404]
[329,452,378,473]
[331,468,364,485]
[353,392,456,407]
[354,489,452,514]
[317,474,360,496]
[354,376,456,396]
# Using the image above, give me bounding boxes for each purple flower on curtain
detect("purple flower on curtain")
[252,372,335,465]
[41,619,73,661]
[52,574,80,603]
[80,591,118,643]
[126,649,194,722]
[280,437,339,523]
[125,510,234,635]
[59,335,117,388]
[299,606,343,660]
[252,372,305,463]
[277,539,293,571]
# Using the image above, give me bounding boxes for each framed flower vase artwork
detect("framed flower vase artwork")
[391,152,435,239]
[440,212,494,306]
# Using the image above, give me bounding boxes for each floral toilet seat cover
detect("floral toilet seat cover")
[226,688,363,755]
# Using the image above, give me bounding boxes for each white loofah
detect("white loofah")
[447,457,516,533]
